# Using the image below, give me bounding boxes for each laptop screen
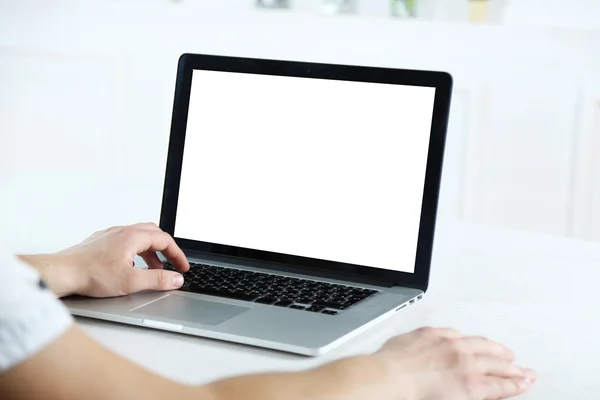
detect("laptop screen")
[174,69,436,273]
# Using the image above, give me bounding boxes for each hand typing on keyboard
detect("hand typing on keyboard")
[19,223,189,298]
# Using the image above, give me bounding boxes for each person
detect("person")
[0,223,536,400]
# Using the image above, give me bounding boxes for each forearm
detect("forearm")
[17,254,82,297]
[208,356,386,400]
[0,325,212,400]
[0,324,385,400]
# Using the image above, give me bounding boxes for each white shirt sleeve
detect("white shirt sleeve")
[0,246,73,373]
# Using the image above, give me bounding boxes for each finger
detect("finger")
[474,357,528,378]
[126,268,184,293]
[129,229,189,272]
[140,251,164,269]
[476,376,533,400]
[433,328,465,339]
[127,224,176,269]
[455,336,515,361]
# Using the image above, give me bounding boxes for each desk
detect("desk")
[70,222,600,398]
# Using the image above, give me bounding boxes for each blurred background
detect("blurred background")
[1,0,599,253]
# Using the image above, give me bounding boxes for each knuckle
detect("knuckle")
[146,222,159,229]
[446,328,462,337]
[449,339,465,353]
[416,326,436,335]
[445,344,470,367]
[440,335,453,344]
[473,335,491,346]
[107,225,122,233]
[121,226,138,237]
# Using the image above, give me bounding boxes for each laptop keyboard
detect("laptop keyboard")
[163,262,379,316]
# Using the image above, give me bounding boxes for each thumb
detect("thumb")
[128,268,184,293]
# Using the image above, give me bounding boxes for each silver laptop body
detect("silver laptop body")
[63,54,453,356]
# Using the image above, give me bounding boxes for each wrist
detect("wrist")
[205,357,374,400]
[18,253,85,297]
[325,354,414,400]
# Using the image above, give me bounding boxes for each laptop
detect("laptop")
[63,54,452,356]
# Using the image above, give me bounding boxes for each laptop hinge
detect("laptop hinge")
[185,251,395,288]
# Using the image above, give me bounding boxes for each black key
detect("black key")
[306,305,324,312]
[254,297,278,305]
[274,300,294,307]
[321,310,338,315]
[298,297,314,304]
[182,286,257,302]
[279,298,295,303]
[331,297,348,303]
[289,305,305,310]
[348,296,366,303]
[231,290,256,299]
[312,301,348,310]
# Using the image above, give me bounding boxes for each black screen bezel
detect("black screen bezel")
[159,53,452,292]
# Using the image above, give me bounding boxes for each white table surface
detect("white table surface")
[58,221,599,399]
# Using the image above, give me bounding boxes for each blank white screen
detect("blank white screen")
[174,70,435,273]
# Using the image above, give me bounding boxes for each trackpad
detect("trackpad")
[135,294,250,326]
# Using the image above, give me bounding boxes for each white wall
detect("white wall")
[1,0,599,253]
[503,0,600,30]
